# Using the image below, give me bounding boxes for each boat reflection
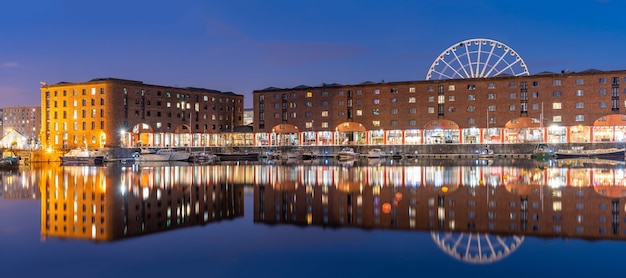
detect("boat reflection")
[39,164,244,242]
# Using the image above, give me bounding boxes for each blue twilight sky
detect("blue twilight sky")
[1,0,625,109]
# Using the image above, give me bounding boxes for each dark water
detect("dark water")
[1,158,625,277]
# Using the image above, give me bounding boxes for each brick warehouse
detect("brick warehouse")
[253,69,626,146]
[40,78,244,150]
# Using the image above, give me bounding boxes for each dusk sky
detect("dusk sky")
[1,0,625,109]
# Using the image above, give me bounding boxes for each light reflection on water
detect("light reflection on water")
[2,157,626,272]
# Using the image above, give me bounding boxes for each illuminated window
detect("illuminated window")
[448,85,455,91]
[409,87,416,93]
[321,122,328,128]
[553,103,562,109]
[356,110,362,116]
[372,120,380,126]
[553,115,562,122]
[408,97,416,103]
[306,91,312,98]
[553,201,562,211]
[321,111,328,117]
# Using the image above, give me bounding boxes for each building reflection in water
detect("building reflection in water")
[253,158,626,263]
[0,168,39,200]
[4,158,625,262]
[39,163,244,242]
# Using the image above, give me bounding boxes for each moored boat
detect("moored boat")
[60,147,105,165]
[0,157,19,168]
[367,148,386,158]
[554,146,625,159]
[532,143,554,160]
[338,147,359,161]
[302,150,318,160]
[156,148,191,161]
[133,148,170,162]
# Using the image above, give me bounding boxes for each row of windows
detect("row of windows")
[263,88,623,110]
[49,88,105,97]
[125,88,239,104]
[51,99,105,108]
[130,110,230,121]
[51,109,104,119]
[266,77,625,99]
[51,121,105,131]
[272,100,617,120]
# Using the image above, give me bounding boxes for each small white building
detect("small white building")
[0,129,28,149]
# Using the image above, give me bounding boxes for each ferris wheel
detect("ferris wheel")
[431,231,524,264]
[426,38,530,80]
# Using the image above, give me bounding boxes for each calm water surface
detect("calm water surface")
[1,158,625,277]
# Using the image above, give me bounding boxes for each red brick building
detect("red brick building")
[40,78,244,149]
[253,70,626,145]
